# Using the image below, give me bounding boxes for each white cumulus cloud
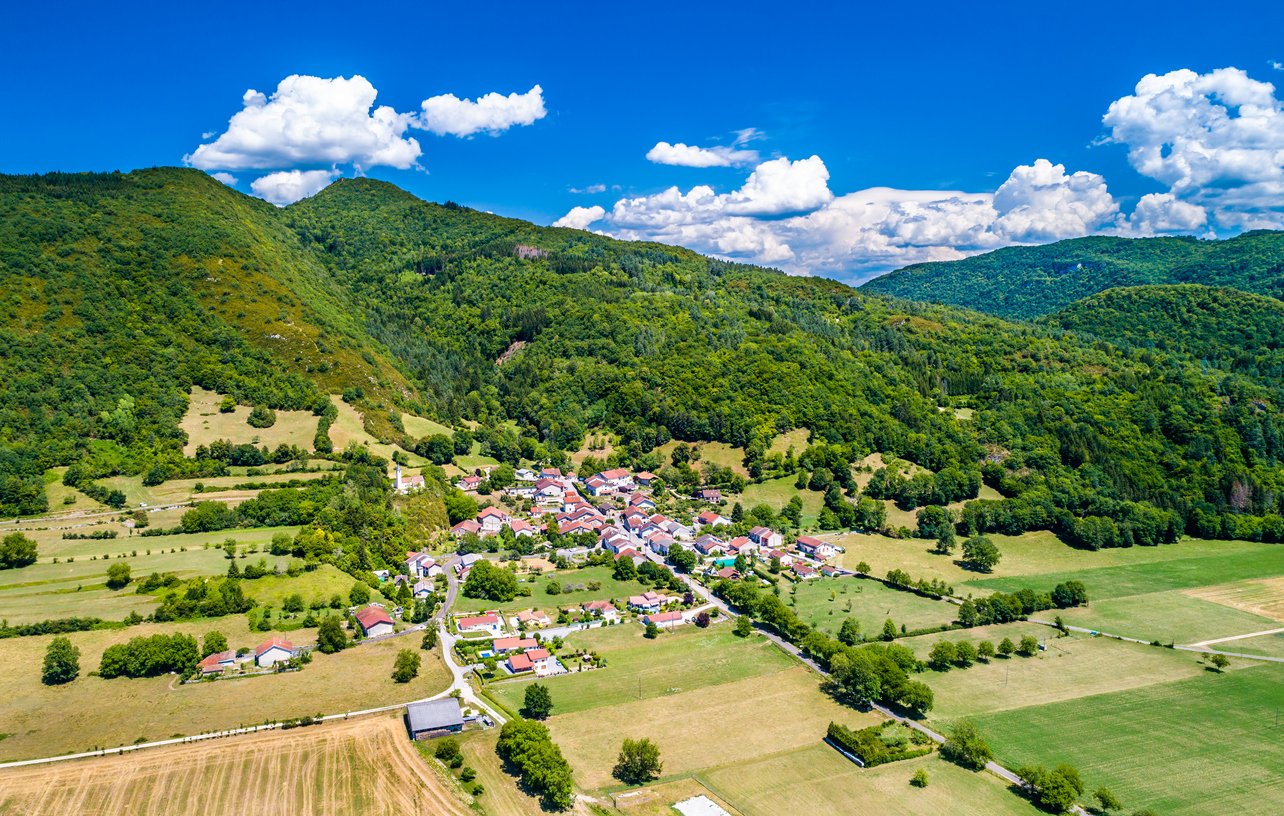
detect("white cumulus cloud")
[646,141,760,168]
[1124,193,1208,235]
[186,75,421,172]
[552,205,606,230]
[992,159,1120,242]
[249,169,339,206]
[209,172,238,186]
[416,85,546,137]
[1103,67,1284,228]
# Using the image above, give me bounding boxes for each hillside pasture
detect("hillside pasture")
[327,396,429,466]
[1057,590,1280,646]
[400,413,454,439]
[767,427,810,456]
[0,616,450,761]
[786,576,958,639]
[699,747,1041,816]
[735,477,824,526]
[181,386,319,456]
[453,564,647,616]
[0,713,471,816]
[963,665,1284,816]
[655,440,749,478]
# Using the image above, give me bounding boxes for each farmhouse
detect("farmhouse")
[644,610,686,629]
[254,636,297,668]
[197,649,237,676]
[795,535,838,560]
[456,613,503,636]
[748,526,782,549]
[405,698,465,740]
[355,605,395,638]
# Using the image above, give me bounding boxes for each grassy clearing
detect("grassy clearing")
[454,729,545,816]
[909,630,1217,720]
[181,386,318,456]
[0,714,472,816]
[1058,590,1281,645]
[487,624,793,716]
[453,564,647,616]
[735,478,824,526]
[1217,630,1284,658]
[327,396,429,466]
[655,440,749,477]
[0,616,450,761]
[964,665,1284,816]
[242,564,385,608]
[609,777,743,816]
[549,664,881,791]
[786,576,958,638]
[700,746,1041,816]
[401,413,454,439]
[965,542,1284,600]
[767,427,810,456]
[95,470,334,509]
[29,525,300,562]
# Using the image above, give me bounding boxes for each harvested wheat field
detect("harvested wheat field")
[1184,576,1284,622]
[0,714,471,816]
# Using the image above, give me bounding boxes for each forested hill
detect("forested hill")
[859,232,1284,319]
[1043,285,1284,386]
[2,168,1284,548]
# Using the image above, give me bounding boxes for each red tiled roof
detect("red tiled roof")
[457,613,499,629]
[508,652,534,671]
[355,605,393,630]
[254,636,295,657]
[647,611,683,623]
[198,650,236,671]
[493,637,539,652]
[526,648,551,660]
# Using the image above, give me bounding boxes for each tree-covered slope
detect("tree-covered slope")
[859,232,1284,319]
[2,168,1284,548]
[0,169,409,514]
[1043,285,1284,386]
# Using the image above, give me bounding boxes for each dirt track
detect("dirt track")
[0,714,472,816]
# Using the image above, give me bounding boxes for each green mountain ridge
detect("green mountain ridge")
[859,232,1284,319]
[1042,284,1284,385]
[2,168,1284,550]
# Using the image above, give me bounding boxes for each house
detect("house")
[524,648,559,676]
[766,548,795,567]
[450,519,482,538]
[584,475,609,496]
[696,510,731,528]
[515,468,539,483]
[643,610,686,629]
[795,535,838,561]
[507,651,536,673]
[820,565,842,578]
[405,698,464,740]
[748,526,783,549]
[715,566,741,581]
[696,488,722,502]
[615,546,643,564]
[627,591,666,613]
[254,636,297,668]
[647,533,674,556]
[534,479,564,504]
[635,471,657,486]
[581,599,620,621]
[693,534,726,556]
[559,519,598,537]
[792,562,819,580]
[627,493,656,511]
[456,613,503,636]
[406,551,438,578]
[455,553,485,574]
[197,649,237,676]
[355,605,395,638]
[477,506,510,535]
[509,519,537,537]
[515,609,552,628]
[456,474,483,493]
[412,578,435,599]
[540,467,563,479]
[492,636,540,653]
[595,468,634,491]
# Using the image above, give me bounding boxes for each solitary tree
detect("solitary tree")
[106,562,132,590]
[523,683,554,719]
[733,616,753,637]
[392,648,421,682]
[613,737,663,784]
[643,622,660,639]
[881,618,898,641]
[838,617,862,646]
[1208,653,1230,672]
[941,720,992,770]
[42,636,80,685]
[316,616,348,654]
[910,768,929,788]
[961,536,1001,572]
[0,532,38,570]
[694,611,711,628]
[421,628,438,651]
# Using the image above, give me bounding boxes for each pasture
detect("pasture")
[453,564,649,616]
[400,413,454,439]
[1057,591,1280,645]
[180,386,319,456]
[0,713,471,816]
[735,477,824,526]
[786,576,959,639]
[454,730,546,816]
[0,615,450,761]
[699,747,1041,816]
[767,427,810,456]
[327,396,429,466]
[964,665,1284,816]
[655,440,749,477]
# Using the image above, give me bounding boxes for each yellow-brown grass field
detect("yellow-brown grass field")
[180,387,319,455]
[0,714,471,816]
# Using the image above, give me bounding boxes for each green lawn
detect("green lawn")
[700,746,1042,816]
[453,564,650,616]
[786,576,958,639]
[963,665,1284,816]
[1058,590,1280,645]
[486,623,794,715]
[400,413,454,439]
[736,477,825,526]
[242,564,384,608]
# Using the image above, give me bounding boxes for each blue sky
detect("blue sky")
[4,1,1284,281]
